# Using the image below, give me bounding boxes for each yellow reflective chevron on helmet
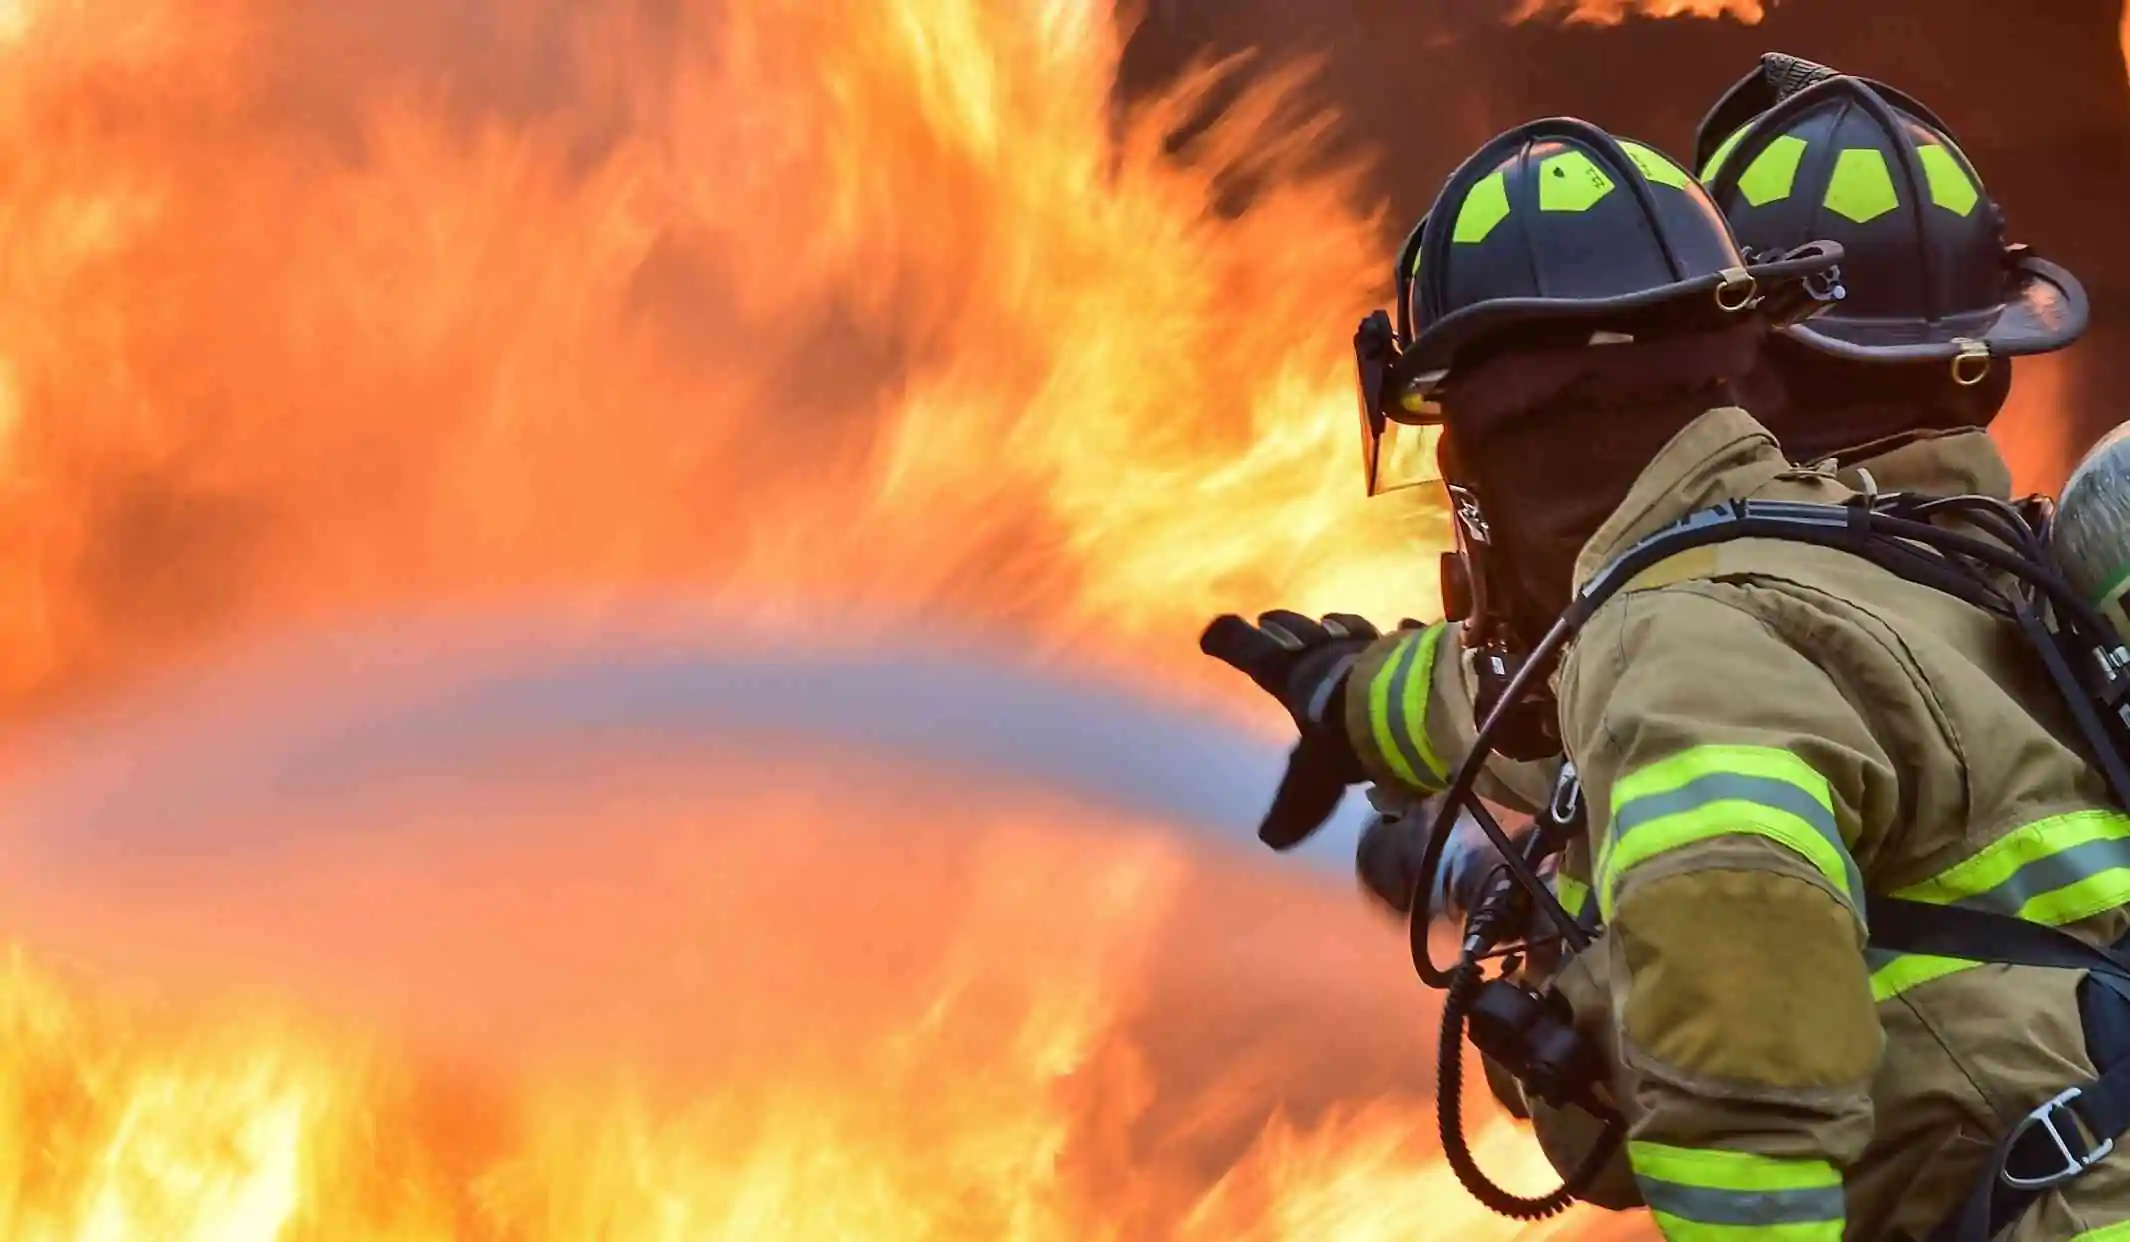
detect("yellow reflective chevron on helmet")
[1824,148,1899,223]
[1621,141,1690,188]
[1453,171,1512,244]
[1539,149,1615,211]
[1736,135,1808,207]
[1917,145,1978,216]
[1701,125,1750,181]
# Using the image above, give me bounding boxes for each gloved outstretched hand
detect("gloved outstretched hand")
[1199,610,1380,850]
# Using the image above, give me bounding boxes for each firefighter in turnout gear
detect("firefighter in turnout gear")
[1344,55,2094,932]
[1695,54,2087,464]
[1207,102,2130,1241]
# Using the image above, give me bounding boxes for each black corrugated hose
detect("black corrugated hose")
[1435,960,1623,1220]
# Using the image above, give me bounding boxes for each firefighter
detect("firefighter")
[1694,53,2085,467]
[1205,110,2127,1241]
[1349,57,2094,932]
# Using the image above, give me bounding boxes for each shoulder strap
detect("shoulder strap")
[1615,546,1725,593]
[1866,894,2130,981]
[1869,895,2130,1241]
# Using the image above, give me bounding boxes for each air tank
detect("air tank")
[2053,422,2130,635]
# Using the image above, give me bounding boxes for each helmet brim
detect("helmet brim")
[1400,244,1843,384]
[1781,254,2089,362]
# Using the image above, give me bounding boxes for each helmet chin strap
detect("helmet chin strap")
[1439,466,1566,763]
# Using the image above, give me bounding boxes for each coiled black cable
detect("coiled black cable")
[1435,961,1623,1219]
[1412,491,2129,1224]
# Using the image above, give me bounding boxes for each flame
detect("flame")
[1505,0,1770,24]
[1994,350,2078,494]
[0,754,1619,1241]
[0,0,1702,1236]
[0,0,1448,714]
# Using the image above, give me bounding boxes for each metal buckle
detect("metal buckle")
[1549,764,1581,825]
[1803,261,1846,305]
[2003,1088,2114,1190]
[1714,268,1758,312]
[1951,338,1992,387]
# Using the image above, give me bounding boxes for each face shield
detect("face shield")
[1353,306,1448,497]
[1357,384,1444,497]
[1354,218,1451,498]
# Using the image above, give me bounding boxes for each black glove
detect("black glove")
[1357,796,1511,919]
[1200,610,1380,850]
[1354,799,1439,916]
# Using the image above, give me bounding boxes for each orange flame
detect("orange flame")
[0,0,1695,1237]
[0,0,1448,716]
[0,751,1625,1240]
[1506,0,1770,24]
[1993,349,2079,495]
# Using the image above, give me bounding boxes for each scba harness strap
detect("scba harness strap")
[1576,494,2130,808]
[1569,495,2130,1241]
[1869,897,2130,1241]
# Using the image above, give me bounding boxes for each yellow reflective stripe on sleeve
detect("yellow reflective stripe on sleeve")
[1891,809,2130,924]
[1865,948,1978,1003]
[1553,872,1592,922]
[1365,625,1450,792]
[1629,1143,1844,1240]
[2066,1221,2130,1241]
[1650,1218,1844,1242]
[1600,745,1859,921]
[1630,1142,1843,1194]
[2022,868,2130,927]
[1868,808,2130,1001]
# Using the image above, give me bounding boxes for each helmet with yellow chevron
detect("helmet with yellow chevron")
[1353,116,1843,496]
[1694,54,2087,379]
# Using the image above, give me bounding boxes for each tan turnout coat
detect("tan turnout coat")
[1344,408,2130,1241]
